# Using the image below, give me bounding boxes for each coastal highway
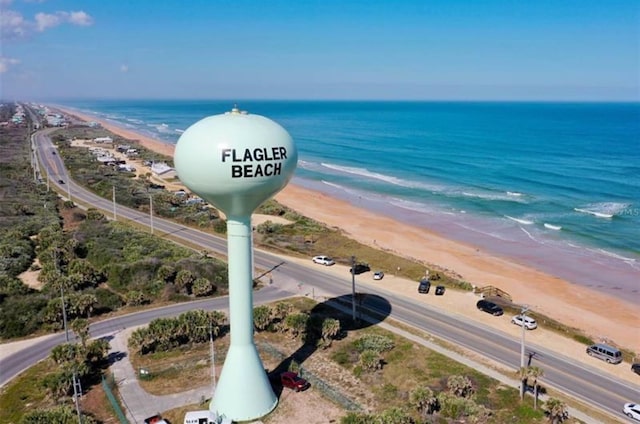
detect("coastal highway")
[5,128,637,422]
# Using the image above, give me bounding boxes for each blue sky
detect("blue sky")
[1,0,638,101]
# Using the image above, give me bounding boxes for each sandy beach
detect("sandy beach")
[55,107,639,355]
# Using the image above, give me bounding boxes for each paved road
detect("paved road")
[3,126,638,423]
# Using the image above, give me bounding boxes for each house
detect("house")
[151,161,176,178]
[94,136,113,144]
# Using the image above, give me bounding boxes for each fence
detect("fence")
[258,341,363,412]
[102,374,129,424]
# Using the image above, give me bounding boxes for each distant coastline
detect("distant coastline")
[52,103,639,353]
[53,100,640,305]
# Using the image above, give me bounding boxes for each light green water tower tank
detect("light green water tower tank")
[174,106,298,421]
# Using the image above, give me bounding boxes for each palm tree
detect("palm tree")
[410,386,438,418]
[447,374,474,398]
[71,318,90,348]
[527,366,545,409]
[283,313,308,339]
[545,397,569,423]
[320,318,341,348]
[253,305,272,331]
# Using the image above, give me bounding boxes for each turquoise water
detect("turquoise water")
[57,100,640,300]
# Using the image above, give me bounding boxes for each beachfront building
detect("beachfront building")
[151,161,176,178]
[94,136,113,144]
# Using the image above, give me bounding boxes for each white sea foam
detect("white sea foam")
[574,202,630,219]
[507,191,523,196]
[520,227,542,243]
[574,208,613,219]
[544,223,562,230]
[461,190,527,203]
[320,180,376,201]
[320,163,442,191]
[596,249,637,264]
[175,129,185,134]
[505,215,534,225]
[389,198,434,214]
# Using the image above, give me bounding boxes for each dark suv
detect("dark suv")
[350,263,370,275]
[476,299,503,316]
[418,279,430,294]
[631,363,640,375]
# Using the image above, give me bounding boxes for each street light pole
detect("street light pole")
[149,195,154,234]
[58,256,83,424]
[112,186,116,220]
[210,320,216,395]
[520,306,529,370]
[351,255,356,322]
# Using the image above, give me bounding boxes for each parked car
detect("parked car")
[632,363,640,375]
[434,285,446,296]
[624,403,640,421]
[58,179,65,184]
[476,299,503,316]
[280,371,310,392]
[586,343,623,364]
[312,255,335,266]
[511,315,537,330]
[144,415,169,424]
[418,278,430,294]
[373,271,384,280]
[350,263,370,275]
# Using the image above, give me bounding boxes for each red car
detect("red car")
[280,371,310,392]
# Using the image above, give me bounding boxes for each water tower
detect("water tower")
[174,107,297,421]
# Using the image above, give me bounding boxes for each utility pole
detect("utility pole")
[520,305,529,370]
[149,195,154,234]
[67,179,71,203]
[112,186,116,220]
[351,255,356,322]
[57,252,83,424]
[210,320,216,396]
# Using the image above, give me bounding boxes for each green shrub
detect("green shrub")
[353,333,395,354]
[573,334,594,345]
[92,288,123,313]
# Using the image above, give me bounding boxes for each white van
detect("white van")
[184,410,232,424]
[586,343,623,364]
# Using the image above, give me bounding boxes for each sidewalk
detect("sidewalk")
[107,327,211,423]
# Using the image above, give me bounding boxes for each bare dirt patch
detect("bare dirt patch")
[18,257,43,290]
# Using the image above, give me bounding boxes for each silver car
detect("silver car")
[511,315,537,330]
[312,255,335,266]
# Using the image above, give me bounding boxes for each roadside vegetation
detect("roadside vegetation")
[127,297,576,424]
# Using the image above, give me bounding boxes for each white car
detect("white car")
[373,271,384,280]
[624,403,640,421]
[511,315,537,330]
[312,255,335,266]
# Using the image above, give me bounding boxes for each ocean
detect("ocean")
[57,100,640,301]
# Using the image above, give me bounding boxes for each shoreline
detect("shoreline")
[54,106,639,353]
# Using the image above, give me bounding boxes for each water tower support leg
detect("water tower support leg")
[210,216,277,421]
